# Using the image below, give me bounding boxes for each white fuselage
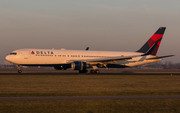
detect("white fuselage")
[5,49,161,68]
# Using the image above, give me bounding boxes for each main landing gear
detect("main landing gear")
[78,69,100,74]
[17,65,22,73]
[90,69,100,74]
[89,66,100,74]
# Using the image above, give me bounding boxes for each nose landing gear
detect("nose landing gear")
[17,65,22,73]
[18,70,22,73]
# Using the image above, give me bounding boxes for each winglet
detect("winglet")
[86,47,89,50]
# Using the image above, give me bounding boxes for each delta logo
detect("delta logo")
[31,51,54,55]
[31,51,35,54]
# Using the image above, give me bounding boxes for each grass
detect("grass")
[1,72,180,113]
[1,75,180,97]
[0,99,180,113]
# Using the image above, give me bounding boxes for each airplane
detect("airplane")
[5,27,174,73]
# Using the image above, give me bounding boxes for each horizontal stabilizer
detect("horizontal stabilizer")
[146,55,175,60]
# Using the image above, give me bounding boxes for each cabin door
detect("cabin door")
[23,51,29,59]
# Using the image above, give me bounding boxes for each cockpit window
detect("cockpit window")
[10,52,17,55]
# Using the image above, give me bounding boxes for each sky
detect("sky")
[0,0,180,64]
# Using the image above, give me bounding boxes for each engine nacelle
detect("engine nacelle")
[71,61,87,70]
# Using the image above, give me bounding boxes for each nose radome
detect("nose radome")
[5,55,10,61]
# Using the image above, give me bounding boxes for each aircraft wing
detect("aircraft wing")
[67,55,141,64]
[67,54,175,64]
[85,56,132,63]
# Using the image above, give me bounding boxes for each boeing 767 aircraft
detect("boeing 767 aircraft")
[5,27,174,73]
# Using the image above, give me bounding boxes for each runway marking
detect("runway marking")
[1,95,180,101]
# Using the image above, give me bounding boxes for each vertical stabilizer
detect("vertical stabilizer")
[137,27,166,55]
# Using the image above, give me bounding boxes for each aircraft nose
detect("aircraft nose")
[5,55,10,61]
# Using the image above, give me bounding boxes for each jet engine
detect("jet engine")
[71,61,87,70]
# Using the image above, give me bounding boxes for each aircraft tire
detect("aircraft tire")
[90,70,95,73]
[95,70,100,74]
[18,70,22,73]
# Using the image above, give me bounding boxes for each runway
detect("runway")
[0,72,180,75]
[1,95,180,101]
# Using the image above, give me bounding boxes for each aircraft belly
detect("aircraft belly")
[19,56,64,65]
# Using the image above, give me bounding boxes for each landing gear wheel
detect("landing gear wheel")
[90,70,95,73]
[18,70,22,73]
[90,69,100,74]
[17,65,22,73]
[95,70,100,74]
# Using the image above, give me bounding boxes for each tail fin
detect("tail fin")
[137,27,166,55]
